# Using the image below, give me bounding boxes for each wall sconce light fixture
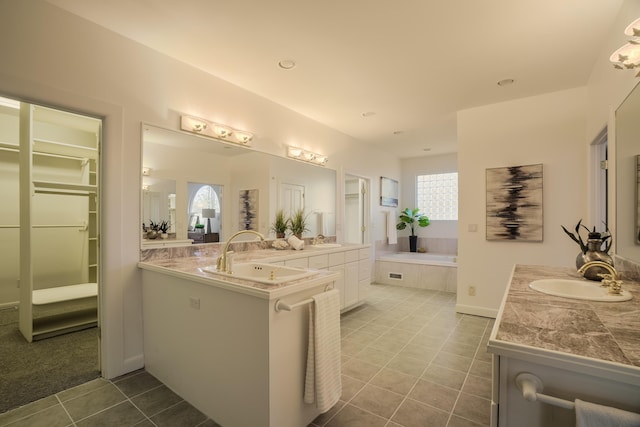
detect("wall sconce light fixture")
[287,145,328,166]
[610,17,640,77]
[180,115,253,146]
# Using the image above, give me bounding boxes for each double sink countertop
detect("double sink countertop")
[138,243,368,299]
[488,264,640,384]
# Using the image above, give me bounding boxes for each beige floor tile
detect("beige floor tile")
[453,393,491,426]
[391,398,449,427]
[369,368,418,396]
[409,379,460,412]
[350,384,404,419]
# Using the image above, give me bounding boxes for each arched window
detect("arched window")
[187,183,222,231]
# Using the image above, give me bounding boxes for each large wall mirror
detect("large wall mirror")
[141,124,336,248]
[615,81,640,262]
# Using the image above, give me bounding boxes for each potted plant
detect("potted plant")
[271,209,289,239]
[288,209,309,239]
[396,208,430,252]
[159,220,169,239]
[561,219,613,279]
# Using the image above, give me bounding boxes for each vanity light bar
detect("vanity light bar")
[180,115,253,146]
[287,146,328,166]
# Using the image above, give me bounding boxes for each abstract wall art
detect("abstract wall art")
[486,164,543,241]
[239,189,258,231]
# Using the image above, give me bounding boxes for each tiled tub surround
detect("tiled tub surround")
[375,252,457,293]
[488,264,640,427]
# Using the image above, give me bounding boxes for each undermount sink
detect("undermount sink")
[529,279,632,302]
[308,243,342,249]
[202,262,317,285]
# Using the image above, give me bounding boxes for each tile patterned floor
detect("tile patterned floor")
[0,284,493,427]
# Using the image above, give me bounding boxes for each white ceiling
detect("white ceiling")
[46,0,624,158]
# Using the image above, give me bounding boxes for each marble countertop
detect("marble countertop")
[137,244,367,299]
[488,264,640,382]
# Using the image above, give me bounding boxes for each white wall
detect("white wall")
[457,87,589,317]
[456,0,640,318]
[0,1,400,378]
[400,153,458,239]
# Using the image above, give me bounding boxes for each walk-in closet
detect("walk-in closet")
[0,96,101,342]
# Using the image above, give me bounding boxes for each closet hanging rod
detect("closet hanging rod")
[0,225,20,229]
[34,189,94,197]
[33,223,88,230]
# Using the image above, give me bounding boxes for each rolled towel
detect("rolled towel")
[288,235,305,250]
[575,399,640,427]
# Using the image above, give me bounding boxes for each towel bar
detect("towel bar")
[515,373,575,410]
[274,284,333,312]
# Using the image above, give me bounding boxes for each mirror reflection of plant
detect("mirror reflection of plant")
[144,220,169,233]
[289,209,309,238]
[271,209,289,237]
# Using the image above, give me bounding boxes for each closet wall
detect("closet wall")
[0,97,101,341]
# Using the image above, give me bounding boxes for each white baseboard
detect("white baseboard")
[455,304,498,319]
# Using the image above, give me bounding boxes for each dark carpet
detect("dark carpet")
[0,307,100,414]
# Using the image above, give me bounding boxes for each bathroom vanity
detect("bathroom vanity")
[488,265,640,427]
[138,243,369,427]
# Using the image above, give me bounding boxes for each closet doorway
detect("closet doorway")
[0,95,101,413]
[344,174,370,244]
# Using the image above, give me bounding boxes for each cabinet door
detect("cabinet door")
[344,262,359,308]
[329,265,345,309]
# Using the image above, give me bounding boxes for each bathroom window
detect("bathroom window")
[416,173,458,220]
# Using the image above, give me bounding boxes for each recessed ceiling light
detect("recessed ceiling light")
[361,111,376,117]
[423,148,432,152]
[393,130,404,135]
[497,78,515,86]
[278,60,296,70]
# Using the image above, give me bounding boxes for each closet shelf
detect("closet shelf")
[33,138,98,160]
[0,141,18,151]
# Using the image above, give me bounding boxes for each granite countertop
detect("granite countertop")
[137,245,362,298]
[489,264,640,380]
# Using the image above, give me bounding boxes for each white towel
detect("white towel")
[386,211,397,245]
[317,212,327,236]
[288,235,305,250]
[575,399,640,427]
[304,289,341,413]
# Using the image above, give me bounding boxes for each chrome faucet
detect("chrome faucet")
[216,230,265,273]
[577,261,623,294]
[312,234,326,245]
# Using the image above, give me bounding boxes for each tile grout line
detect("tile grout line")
[443,320,494,427]
[382,299,465,427]
[330,289,460,427]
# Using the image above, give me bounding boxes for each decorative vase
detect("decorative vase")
[576,237,614,281]
[147,230,158,240]
[409,235,418,253]
[276,232,285,239]
[160,233,168,239]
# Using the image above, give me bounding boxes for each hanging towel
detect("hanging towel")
[575,399,640,427]
[317,212,327,236]
[288,235,305,250]
[386,211,397,245]
[304,289,341,413]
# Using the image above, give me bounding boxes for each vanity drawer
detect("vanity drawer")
[285,257,308,269]
[359,247,371,260]
[345,250,359,264]
[308,254,329,269]
[328,252,345,267]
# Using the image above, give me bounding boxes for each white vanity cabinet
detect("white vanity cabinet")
[268,245,370,312]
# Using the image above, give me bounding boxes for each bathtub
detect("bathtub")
[374,252,457,293]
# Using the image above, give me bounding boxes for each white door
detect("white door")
[279,183,305,216]
[344,175,370,244]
